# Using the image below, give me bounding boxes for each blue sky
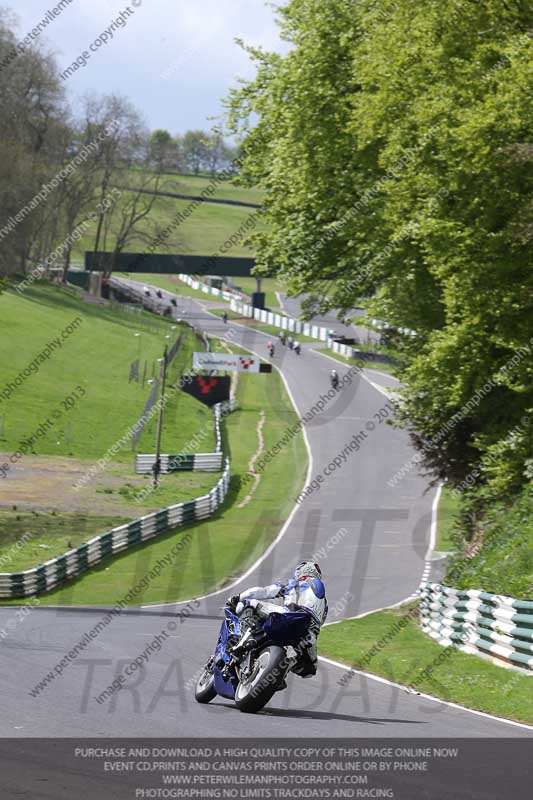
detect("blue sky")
[11,0,286,135]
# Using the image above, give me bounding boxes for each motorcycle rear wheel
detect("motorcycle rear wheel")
[234,645,286,714]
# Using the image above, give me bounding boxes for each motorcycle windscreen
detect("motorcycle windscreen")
[262,611,311,646]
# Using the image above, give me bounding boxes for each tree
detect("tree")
[182,130,209,174]
[100,134,163,275]
[226,0,533,502]
[150,129,178,172]
[0,10,66,278]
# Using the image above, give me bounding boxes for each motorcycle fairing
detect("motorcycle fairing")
[213,610,240,699]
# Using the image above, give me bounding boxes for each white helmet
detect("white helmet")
[293,560,322,581]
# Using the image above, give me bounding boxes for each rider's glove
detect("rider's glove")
[226,594,241,611]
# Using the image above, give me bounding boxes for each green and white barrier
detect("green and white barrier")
[0,460,231,600]
[420,582,533,672]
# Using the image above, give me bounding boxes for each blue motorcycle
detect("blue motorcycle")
[195,602,313,713]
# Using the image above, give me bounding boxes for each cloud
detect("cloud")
[12,0,286,132]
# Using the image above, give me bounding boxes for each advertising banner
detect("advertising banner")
[192,352,260,372]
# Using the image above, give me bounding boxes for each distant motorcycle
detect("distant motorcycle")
[294,342,301,355]
[268,344,275,357]
[195,601,313,714]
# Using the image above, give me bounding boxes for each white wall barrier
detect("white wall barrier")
[228,298,334,342]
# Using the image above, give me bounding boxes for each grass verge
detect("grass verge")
[0,282,220,575]
[320,604,533,724]
[228,277,283,308]
[446,487,533,600]
[436,486,461,552]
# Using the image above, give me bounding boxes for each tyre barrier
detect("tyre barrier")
[420,582,533,672]
[0,460,231,600]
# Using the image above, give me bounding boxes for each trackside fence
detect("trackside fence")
[419,582,533,672]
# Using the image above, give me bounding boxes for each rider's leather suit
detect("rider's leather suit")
[237,577,328,675]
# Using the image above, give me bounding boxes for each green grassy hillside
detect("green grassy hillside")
[0,283,221,572]
[72,173,265,262]
[0,284,212,463]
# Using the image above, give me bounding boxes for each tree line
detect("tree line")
[227,0,533,526]
[0,10,236,282]
[150,129,238,176]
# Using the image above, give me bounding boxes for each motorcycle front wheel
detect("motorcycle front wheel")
[195,661,217,704]
[234,645,286,714]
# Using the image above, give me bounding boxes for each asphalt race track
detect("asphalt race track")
[1,282,531,750]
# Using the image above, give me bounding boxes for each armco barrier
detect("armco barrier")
[135,452,223,473]
[0,459,231,600]
[119,272,408,344]
[419,582,533,672]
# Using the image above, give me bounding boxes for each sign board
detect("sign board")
[179,375,231,407]
[84,252,256,277]
[193,352,261,373]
